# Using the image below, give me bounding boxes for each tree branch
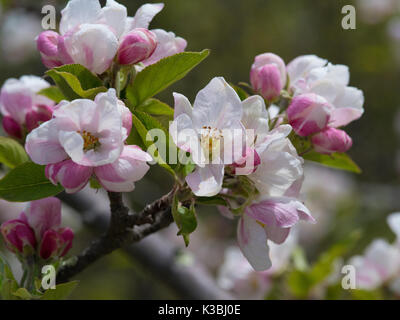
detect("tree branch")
[57,188,233,299]
[57,189,175,283]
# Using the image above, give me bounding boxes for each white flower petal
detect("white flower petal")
[131,3,164,29]
[192,77,242,130]
[60,0,102,35]
[64,23,118,74]
[237,214,271,271]
[142,29,187,66]
[186,164,224,197]
[100,0,127,38]
[173,92,192,119]
[25,120,68,165]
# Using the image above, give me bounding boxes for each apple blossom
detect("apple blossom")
[0,219,36,255]
[311,127,353,154]
[36,31,64,69]
[286,93,333,137]
[40,227,74,260]
[218,231,297,299]
[117,28,157,65]
[0,198,74,260]
[0,75,54,139]
[250,53,287,101]
[221,103,313,270]
[233,95,292,175]
[349,213,400,291]
[287,55,364,129]
[25,89,151,193]
[238,196,314,271]
[170,77,244,197]
[36,0,186,74]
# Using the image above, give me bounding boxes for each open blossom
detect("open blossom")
[286,55,364,153]
[239,130,314,270]
[0,76,54,139]
[221,98,314,271]
[287,55,364,129]
[170,77,244,197]
[36,0,186,74]
[218,231,297,299]
[250,53,287,101]
[25,89,152,193]
[349,213,400,292]
[0,198,74,260]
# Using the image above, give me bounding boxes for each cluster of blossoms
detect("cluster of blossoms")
[170,76,314,270]
[349,213,400,294]
[169,50,364,270]
[36,0,186,73]
[0,197,73,261]
[0,0,366,286]
[250,53,364,155]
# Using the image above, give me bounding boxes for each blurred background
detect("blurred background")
[0,0,400,299]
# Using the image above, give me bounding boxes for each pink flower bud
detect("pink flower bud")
[232,147,261,175]
[37,31,59,57]
[2,116,23,139]
[287,93,332,137]
[311,127,353,154]
[0,219,36,254]
[25,105,53,132]
[117,28,157,65]
[39,227,74,260]
[250,53,287,101]
[37,31,63,69]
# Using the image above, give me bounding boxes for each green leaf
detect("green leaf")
[131,110,175,175]
[230,83,250,101]
[350,289,383,300]
[196,196,228,206]
[37,86,66,103]
[0,162,64,202]
[136,98,174,118]
[12,288,32,300]
[308,231,361,285]
[0,137,29,169]
[287,270,313,299]
[46,64,107,100]
[127,50,210,107]
[182,162,195,177]
[89,177,102,189]
[288,231,361,298]
[303,151,361,174]
[40,281,78,300]
[172,196,197,246]
[1,279,19,300]
[116,65,133,98]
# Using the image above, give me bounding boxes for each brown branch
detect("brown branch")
[57,189,175,283]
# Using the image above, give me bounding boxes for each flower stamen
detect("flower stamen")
[78,130,100,151]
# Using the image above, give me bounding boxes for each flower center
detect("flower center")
[78,130,100,151]
[200,126,223,160]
